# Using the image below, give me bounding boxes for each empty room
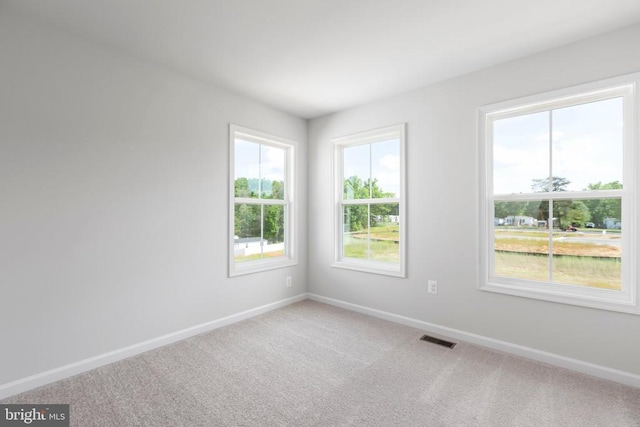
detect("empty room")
[2,0,640,425]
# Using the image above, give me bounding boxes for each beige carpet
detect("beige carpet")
[3,300,640,426]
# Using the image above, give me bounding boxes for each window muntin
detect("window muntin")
[229,125,295,276]
[480,75,637,313]
[333,124,406,277]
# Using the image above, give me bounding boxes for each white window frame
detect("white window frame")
[332,124,407,277]
[229,124,296,277]
[478,74,639,314]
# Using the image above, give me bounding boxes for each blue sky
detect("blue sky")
[235,139,285,185]
[493,97,623,194]
[343,138,400,198]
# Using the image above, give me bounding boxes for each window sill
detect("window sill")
[332,259,405,278]
[479,278,639,315]
[229,257,297,277]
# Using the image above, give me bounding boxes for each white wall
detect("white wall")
[3,3,639,392]
[308,24,640,376]
[0,9,307,386]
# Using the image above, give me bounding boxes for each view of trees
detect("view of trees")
[582,181,623,227]
[495,178,622,228]
[234,178,285,243]
[343,176,398,231]
[234,174,401,251]
[530,176,571,193]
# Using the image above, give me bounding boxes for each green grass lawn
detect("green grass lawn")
[235,249,285,263]
[494,228,621,289]
[344,239,399,262]
[237,225,621,289]
[344,224,399,262]
[494,251,621,290]
[368,224,400,240]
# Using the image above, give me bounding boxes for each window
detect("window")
[229,125,296,276]
[479,74,638,314]
[333,124,406,277]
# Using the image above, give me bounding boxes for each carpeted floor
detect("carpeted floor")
[3,300,640,426]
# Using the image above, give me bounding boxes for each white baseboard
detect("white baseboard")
[0,293,308,400]
[308,293,640,389]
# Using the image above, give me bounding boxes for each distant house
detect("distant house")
[504,215,537,227]
[372,215,400,224]
[234,237,265,257]
[234,236,285,257]
[603,218,622,229]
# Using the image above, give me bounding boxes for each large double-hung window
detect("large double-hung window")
[333,124,406,277]
[479,74,638,313]
[229,125,296,276]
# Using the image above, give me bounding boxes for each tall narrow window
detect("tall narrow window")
[229,125,295,276]
[333,124,406,277]
[479,74,638,313]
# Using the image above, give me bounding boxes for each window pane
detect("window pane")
[234,203,262,263]
[494,200,550,281]
[493,111,549,194]
[552,98,623,192]
[371,139,400,198]
[551,198,621,290]
[370,203,400,262]
[344,144,370,199]
[343,204,369,259]
[263,204,285,258]
[260,144,285,199]
[230,126,294,276]
[234,139,260,198]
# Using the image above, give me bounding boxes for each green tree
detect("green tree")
[270,180,285,199]
[531,176,571,192]
[263,180,285,243]
[234,203,260,238]
[494,201,528,219]
[344,176,367,199]
[344,205,368,233]
[552,199,574,229]
[264,205,284,242]
[586,181,622,191]
[524,200,547,219]
[583,181,622,227]
[343,176,396,231]
[234,177,254,198]
[565,201,591,227]
[531,177,571,227]
[235,178,286,242]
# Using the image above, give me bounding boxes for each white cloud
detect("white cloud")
[378,154,399,171]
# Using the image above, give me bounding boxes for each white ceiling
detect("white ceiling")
[6,0,640,119]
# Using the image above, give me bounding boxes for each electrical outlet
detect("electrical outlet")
[286,276,292,287]
[427,280,438,294]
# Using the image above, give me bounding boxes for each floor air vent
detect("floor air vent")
[420,334,456,349]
